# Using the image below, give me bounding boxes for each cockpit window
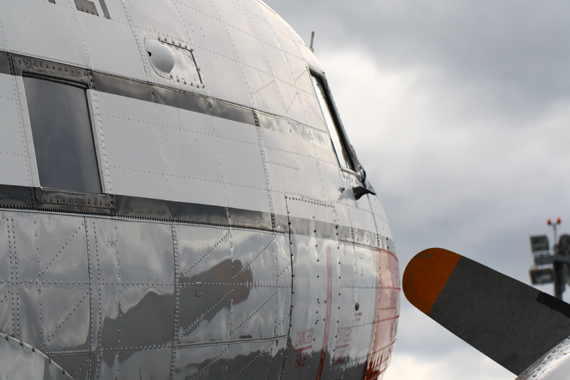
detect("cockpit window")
[310,74,355,171]
[23,76,102,193]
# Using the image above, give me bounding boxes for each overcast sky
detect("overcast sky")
[264,1,570,379]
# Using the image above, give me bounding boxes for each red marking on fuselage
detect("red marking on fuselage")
[363,248,400,380]
[294,345,313,353]
[315,246,333,380]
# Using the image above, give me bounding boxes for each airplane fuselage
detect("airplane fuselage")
[0,1,399,379]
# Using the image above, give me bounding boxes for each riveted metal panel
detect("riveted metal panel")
[229,230,281,340]
[0,73,33,187]
[0,331,73,380]
[86,217,175,379]
[282,197,342,380]
[313,129,340,165]
[216,136,266,190]
[350,207,378,248]
[0,214,12,336]
[263,147,304,196]
[125,0,188,41]
[0,1,89,68]
[317,161,344,202]
[295,156,326,201]
[99,346,172,380]
[222,339,288,380]
[75,11,147,81]
[300,89,328,132]
[335,245,380,372]
[50,354,91,380]
[212,116,259,146]
[369,195,390,227]
[174,344,229,380]
[224,185,270,217]
[176,225,232,344]
[159,113,220,182]
[4,212,91,353]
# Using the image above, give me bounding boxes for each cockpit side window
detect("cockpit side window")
[23,76,102,193]
[310,73,355,172]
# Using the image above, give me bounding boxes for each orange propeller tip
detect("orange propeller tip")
[403,248,461,315]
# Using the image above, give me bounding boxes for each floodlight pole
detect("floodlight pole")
[548,218,564,299]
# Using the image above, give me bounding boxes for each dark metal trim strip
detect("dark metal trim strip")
[0,184,380,247]
[0,51,337,143]
[0,52,10,75]
[7,53,256,126]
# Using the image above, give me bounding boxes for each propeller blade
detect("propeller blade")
[403,248,570,375]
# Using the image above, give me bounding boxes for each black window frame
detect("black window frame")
[310,69,366,182]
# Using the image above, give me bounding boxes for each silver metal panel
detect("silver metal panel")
[212,117,259,145]
[263,147,303,196]
[216,137,266,189]
[160,110,222,185]
[282,197,341,378]
[177,225,232,344]
[76,12,147,80]
[174,344,229,380]
[245,67,287,116]
[87,218,175,378]
[95,91,227,203]
[222,339,287,380]
[0,331,73,380]
[0,215,12,336]
[212,1,287,115]
[299,90,328,132]
[159,109,227,204]
[347,245,381,364]
[317,162,344,202]
[125,0,188,39]
[14,76,41,187]
[176,3,254,107]
[291,62,315,97]
[350,207,377,247]
[368,196,393,243]
[295,155,326,200]
[0,1,88,67]
[369,195,390,225]
[273,234,292,337]
[229,230,281,340]
[87,90,112,193]
[99,346,172,380]
[225,185,270,215]
[0,74,32,187]
[312,129,339,164]
[9,212,90,352]
[198,48,255,109]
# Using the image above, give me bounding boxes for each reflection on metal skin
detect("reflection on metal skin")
[0,331,73,380]
[517,337,570,380]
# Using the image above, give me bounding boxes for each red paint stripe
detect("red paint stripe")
[363,249,400,380]
[294,345,313,353]
[315,247,333,380]
[334,343,350,350]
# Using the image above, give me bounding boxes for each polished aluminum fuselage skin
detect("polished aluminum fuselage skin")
[0,1,399,379]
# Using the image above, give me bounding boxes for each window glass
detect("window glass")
[311,75,354,171]
[24,77,102,193]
